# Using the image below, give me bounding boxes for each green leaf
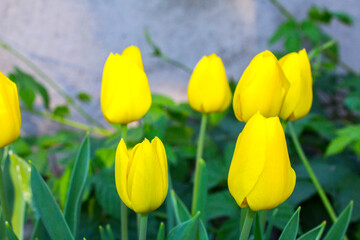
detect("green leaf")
[170,190,191,224]
[99,225,114,240]
[333,12,353,25]
[300,20,323,45]
[279,207,301,240]
[9,153,31,240]
[269,20,298,45]
[9,68,50,109]
[325,125,360,156]
[254,212,264,240]
[285,31,302,52]
[167,212,200,240]
[5,222,19,240]
[30,163,74,240]
[64,134,91,236]
[264,209,278,240]
[94,169,121,219]
[30,219,51,240]
[308,7,332,23]
[77,92,92,103]
[156,222,166,240]
[206,190,238,220]
[53,105,70,118]
[297,221,326,240]
[192,159,207,223]
[323,201,353,240]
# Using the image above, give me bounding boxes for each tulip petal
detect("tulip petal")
[129,139,165,214]
[233,50,289,122]
[0,72,21,148]
[188,54,232,113]
[246,117,296,211]
[228,112,267,208]
[101,47,151,125]
[152,137,168,203]
[115,139,133,209]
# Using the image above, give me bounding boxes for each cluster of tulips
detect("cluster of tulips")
[0,45,312,239]
[99,46,312,239]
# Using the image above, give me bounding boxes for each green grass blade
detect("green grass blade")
[297,221,326,240]
[105,224,115,240]
[99,226,110,240]
[64,134,91,236]
[156,222,165,240]
[5,222,19,240]
[323,201,353,240]
[279,207,301,240]
[30,163,74,240]
[9,153,31,240]
[30,219,50,240]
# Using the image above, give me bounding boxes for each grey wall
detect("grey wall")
[1,0,359,134]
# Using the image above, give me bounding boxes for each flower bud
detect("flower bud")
[279,49,313,120]
[228,112,296,211]
[115,137,168,214]
[233,50,290,122]
[188,54,232,113]
[101,46,151,125]
[0,71,21,148]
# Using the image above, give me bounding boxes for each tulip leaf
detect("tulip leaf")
[64,134,91,236]
[30,219,51,240]
[323,201,353,240]
[278,207,301,240]
[167,212,200,240]
[170,190,191,224]
[99,225,114,240]
[264,209,278,240]
[156,222,166,240]
[192,158,207,223]
[297,221,326,240]
[5,222,19,240]
[30,163,74,240]
[9,153,31,240]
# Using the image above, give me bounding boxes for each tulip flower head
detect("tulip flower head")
[228,112,296,211]
[115,137,168,214]
[101,46,151,125]
[233,50,290,122]
[279,49,313,121]
[0,71,21,148]
[188,54,232,113]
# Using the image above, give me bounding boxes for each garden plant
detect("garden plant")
[0,2,359,240]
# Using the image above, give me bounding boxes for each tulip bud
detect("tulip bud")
[279,49,313,120]
[0,71,21,148]
[101,46,151,125]
[115,137,168,214]
[188,54,232,113]
[228,112,296,211]
[233,50,290,122]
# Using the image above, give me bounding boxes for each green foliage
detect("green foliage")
[278,207,300,240]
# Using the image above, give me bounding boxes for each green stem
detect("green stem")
[288,122,337,222]
[0,147,10,224]
[139,214,148,240]
[27,109,112,136]
[191,114,208,215]
[121,124,128,240]
[0,37,105,128]
[239,208,256,240]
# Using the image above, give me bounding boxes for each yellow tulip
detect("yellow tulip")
[101,46,151,125]
[0,71,21,148]
[187,54,232,113]
[233,50,290,122]
[115,137,168,214]
[228,112,296,211]
[279,49,313,120]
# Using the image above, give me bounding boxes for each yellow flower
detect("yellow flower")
[115,137,168,214]
[233,50,290,122]
[279,49,313,120]
[187,54,232,113]
[0,71,21,148]
[228,112,296,211]
[101,46,151,125]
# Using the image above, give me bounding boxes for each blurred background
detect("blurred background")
[1,0,359,134]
